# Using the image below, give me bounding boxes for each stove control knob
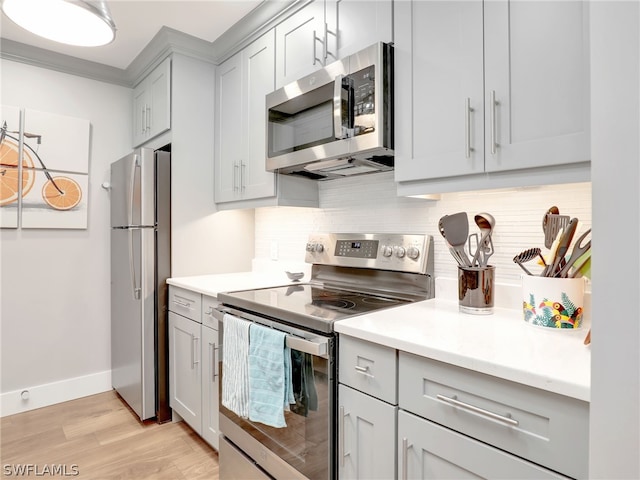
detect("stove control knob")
[407,247,420,260]
[315,243,324,253]
[306,243,316,252]
[382,245,393,257]
[395,246,406,258]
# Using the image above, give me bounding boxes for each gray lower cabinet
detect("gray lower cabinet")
[338,384,397,480]
[168,311,202,433]
[397,410,567,480]
[168,286,220,450]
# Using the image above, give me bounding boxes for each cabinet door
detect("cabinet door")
[242,31,277,200]
[330,0,393,60]
[394,0,485,182]
[275,0,326,88]
[201,324,220,450]
[147,57,171,140]
[484,1,590,172]
[397,410,567,480]
[214,52,243,203]
[132,84,148,148]
[169,312,202,434]
[339,384,396,480]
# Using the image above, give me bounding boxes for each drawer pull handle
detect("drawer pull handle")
[204,306,215,317]
[436,394,519,427]
[401,437,411,480]
[354,365,370,374]
[173,298,191,308]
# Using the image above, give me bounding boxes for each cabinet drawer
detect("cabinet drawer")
[398,352,588,479]
[339,335,397,404]
[398,410,568,479]
[168,286,202,322]
[201,295,219,330]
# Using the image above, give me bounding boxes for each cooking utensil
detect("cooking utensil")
[569,249,592,279]
[541,228,564,276]
[548,217,579,277]
[439,212,472,267]
[555,228,591,278]
[471,212,495,267]
[286,271,304,282]
[439,216,465,267]
[544,212,571,249]
[513,247,546,276]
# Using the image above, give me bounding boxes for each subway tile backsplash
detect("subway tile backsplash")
[255,172,591,285]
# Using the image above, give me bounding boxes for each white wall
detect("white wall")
[589,2,640,478]
[0,60,131,409]
[255,173,592,289]
[0,56,256,416]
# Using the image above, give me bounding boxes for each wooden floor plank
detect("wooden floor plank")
[0,391,219,479]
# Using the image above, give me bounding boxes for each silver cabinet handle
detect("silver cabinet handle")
[312,30,318,66]
[204,306,215,317]
[354,365,371,375]
[172,297,190,308]
[401,437,410,480]
[141,106,146,134]
[210,342,218,382]
[339,405,346,467]
[146,105,151,132]
[465,97,474,159]
[233,162,239,191]
[240,161,246,191]
[490,90,498,154]
[436,394,519,426]
[191,335,199,369]
[323,22,328,62]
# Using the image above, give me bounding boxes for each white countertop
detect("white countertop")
[167,272,591,402]
[166,271,300,298]
[334,298,591,402]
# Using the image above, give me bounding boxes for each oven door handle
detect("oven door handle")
[212,307,329,357]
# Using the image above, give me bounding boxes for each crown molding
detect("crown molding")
[1,0,308,87]
[0,37,130,86]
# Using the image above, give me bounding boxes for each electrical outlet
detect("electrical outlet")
[270,241,278,261]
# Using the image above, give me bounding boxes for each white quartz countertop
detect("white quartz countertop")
[166,272,590,402]
[166,271,300,298]
[334,298,591,402]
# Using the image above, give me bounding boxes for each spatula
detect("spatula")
[439,212,472,267]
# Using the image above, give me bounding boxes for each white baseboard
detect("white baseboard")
[0,370,112,418]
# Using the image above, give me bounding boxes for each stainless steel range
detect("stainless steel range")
[212,233,434,480]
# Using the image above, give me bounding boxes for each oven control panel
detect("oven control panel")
[305,233,434,275]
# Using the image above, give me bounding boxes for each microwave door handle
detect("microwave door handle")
[333,74,345,139]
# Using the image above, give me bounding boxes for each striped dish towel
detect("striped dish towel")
[248,323,294,428]
[222,313,251,418]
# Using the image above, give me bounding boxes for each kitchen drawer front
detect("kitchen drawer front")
[398,410,568,479]
[168,286,202,322]
[339,335,397,404]
[398,352,588,479]
[201,295,219,330]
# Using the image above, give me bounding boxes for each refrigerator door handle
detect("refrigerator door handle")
[129,228,141,300]
[128,154,139,226]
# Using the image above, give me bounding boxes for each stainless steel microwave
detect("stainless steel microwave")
[266,42,393,180]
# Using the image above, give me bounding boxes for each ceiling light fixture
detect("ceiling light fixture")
[1,0,116,47]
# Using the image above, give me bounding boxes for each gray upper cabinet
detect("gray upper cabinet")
[275,0,393,89]
[394,0,590,186]
[132,57,171,147]
[214,32,277,203]
[275,0,326,89]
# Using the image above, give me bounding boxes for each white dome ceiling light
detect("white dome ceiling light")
[1,0,116,47]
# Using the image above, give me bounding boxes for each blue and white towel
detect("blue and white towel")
[248,323,294,428]
[221,313,251,418]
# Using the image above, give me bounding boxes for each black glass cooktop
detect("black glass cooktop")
[218,283,410,334]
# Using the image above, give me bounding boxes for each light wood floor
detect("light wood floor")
[0,391,219,479]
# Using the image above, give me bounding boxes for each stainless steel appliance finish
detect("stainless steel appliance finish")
[266,43,393,180]
[216,233,434,480]
[110,147,171,422]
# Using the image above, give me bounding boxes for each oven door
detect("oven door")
[216,308,335,480]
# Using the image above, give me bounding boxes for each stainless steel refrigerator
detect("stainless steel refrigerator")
[110,147,171,422]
